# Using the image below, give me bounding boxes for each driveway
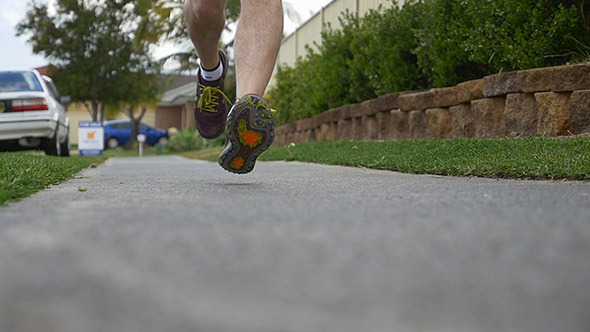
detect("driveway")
[1,156,589,332]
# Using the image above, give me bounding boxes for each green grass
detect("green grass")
[72,145,171,158]
[180,147,225,161]
[2,136,587,206]
[99,147,167,158]
[0,152,105,206]
[258,137,590,180]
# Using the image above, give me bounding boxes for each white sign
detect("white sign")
[78,122,104,156]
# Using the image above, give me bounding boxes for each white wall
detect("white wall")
[271,0,398,87]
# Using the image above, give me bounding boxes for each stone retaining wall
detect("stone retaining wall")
[274,64,590,145]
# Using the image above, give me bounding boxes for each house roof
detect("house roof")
[159,82,195,106]
[34,65,57,76]
[34,64,196,106]
[159,74,196,92]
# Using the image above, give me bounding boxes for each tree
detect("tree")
[17,0,160,123]
[107,70,163,150]
[149,0,303,70]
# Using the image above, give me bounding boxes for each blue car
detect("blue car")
[104,120,169,149]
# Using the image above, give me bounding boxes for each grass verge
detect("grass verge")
[257,137,590,180]
[0,152,105,206]
[77,145,171,158]
[180,147,224,161]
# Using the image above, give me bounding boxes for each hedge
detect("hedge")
[268,0,590,125]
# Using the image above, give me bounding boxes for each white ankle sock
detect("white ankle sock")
[200,60,224,82]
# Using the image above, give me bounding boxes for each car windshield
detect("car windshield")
[0,72,43,93]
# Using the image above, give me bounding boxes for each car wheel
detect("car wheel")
[43,126,61,156]
[60,130,70,157]
[156,137,168,146]
[106,137,120,149]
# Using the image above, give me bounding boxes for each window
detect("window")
[112,123,130,129]
[42,76,60,100]
[0,72,43,93]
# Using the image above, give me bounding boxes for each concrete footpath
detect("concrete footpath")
[0,156,589,332]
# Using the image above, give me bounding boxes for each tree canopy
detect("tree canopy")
[17,0,163,122]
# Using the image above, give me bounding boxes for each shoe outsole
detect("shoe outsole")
[218,94,274,174]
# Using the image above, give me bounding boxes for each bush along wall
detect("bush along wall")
[274,64,590,145]
[268,0,590,126]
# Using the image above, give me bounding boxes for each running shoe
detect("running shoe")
[194,49,230,139]
[218,94,275,174]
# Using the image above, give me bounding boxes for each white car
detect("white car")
[0,70,70,156]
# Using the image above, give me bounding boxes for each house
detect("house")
[154,77,196,132]
[35,67,197,144]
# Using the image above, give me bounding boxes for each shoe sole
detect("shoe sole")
[218,95,274,174]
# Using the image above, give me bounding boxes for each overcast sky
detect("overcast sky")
[0,0,333,70]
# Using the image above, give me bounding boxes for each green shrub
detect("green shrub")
[416,0,590,87]
[413,0,492,87]
[269,0,590,124]
[271,58,319,125]
[166,128,224,152]
[348,1,428,96]
[271,1,427,125]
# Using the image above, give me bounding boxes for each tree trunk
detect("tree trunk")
[91,101,99,122]
[99,103,106,124]
[124,105,149,151]
[125,105,138,151]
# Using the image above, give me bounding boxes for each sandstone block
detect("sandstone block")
[472,98,506,138]
[292,131,302,144]
[296,118,312,132]
[300,129,315,143]
[483,71,518,97]
[285,131,296,145]
[362,115,379,140]
[432,87,459,108]
[280,122,296,136]
[360,98,380,117]
[376,111,394,140]
[295,129,305,143]
[313,126,323,141]
[318,124,328,142]
[275,125,287,137]
[311,113,323,129]
[348,103,364,118]
[504,93,538,137]
[317,110,331,126]
[569,90,590,134]
[337,119,352,141]
[409,110,428,140]
[449,104,475,138]
[551,64,590,92]
[391,109,409,140]
[351,117,364,140]
[399,91,434,111]
[325,122,338,141]
[457,79,484,104]
[329,104,350,122]
[274,132,285,146]
[377,92,403,111]
[535,92,571,136]
[426,108,452,139]
[324,108,339,124]
[517,67,552,93]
